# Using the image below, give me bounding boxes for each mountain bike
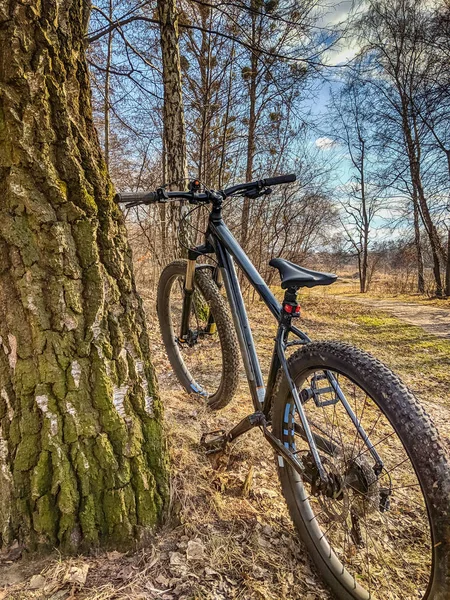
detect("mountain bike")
[116,175,450,600]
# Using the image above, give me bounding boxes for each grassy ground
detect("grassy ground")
[1,287,449,600]
[317,276,450,308]
[298,293,450,411]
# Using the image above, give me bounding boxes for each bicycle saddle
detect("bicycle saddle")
[269,258,337,289]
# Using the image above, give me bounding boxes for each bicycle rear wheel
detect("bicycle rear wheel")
[157,260,240,409]
[272,342,450,600]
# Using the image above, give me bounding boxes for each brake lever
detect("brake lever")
[125,200,142,208]
[156,187,168,202]
[246,187,272,199]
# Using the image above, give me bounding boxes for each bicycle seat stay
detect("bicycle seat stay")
[269,258,337,289]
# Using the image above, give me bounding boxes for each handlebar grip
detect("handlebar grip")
[261,173,296,186]
[114,191,158,204]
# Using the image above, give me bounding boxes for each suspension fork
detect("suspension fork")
[180,258,196,340]
[205,268,221,334]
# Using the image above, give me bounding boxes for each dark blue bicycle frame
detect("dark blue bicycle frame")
[187,205,384,483]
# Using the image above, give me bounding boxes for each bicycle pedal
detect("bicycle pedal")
[200,429,228,454]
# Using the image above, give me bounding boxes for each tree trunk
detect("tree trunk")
[446,228,450,297]
[157,0,189,256]
[413,192,425,293]
[0,1,168,553]
[104,0,113,169]
[360,141,369,293]
[241,4,259,248]
[218,44,235,189]
[157,0,187,188]
[401,100,443,296]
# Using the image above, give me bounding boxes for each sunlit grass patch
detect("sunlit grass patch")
[297,295,450,408]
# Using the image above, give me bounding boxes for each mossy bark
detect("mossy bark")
[0,0,168,552]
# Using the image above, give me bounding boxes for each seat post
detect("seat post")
[281,286,301,326]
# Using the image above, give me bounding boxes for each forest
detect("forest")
[88,0,450,297]
[0,0,450,599]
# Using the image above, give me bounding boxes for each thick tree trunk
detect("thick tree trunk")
[0,1,168,552]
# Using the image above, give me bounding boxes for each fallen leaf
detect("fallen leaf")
[29,574,46,589]
[169,551,185,566]
[186,539,206,561]
[64,564,89,586]
[106,551,125,561]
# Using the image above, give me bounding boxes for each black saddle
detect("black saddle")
[269,258,337,289]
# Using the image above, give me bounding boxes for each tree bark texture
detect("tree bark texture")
[0,0,168,552]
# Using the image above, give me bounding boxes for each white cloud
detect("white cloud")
[315,136,337,150]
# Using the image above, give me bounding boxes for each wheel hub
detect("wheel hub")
[306,449,381,523]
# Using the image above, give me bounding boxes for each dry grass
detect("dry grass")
[1,275,449,600]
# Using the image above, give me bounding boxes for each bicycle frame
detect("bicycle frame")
[182,202,384,484]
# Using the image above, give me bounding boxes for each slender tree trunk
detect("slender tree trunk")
[218,44,235,189]
[160,136,167,254]
[104,0,113,169]
[197,5,212,183]
[241,5,259,247]
[0,0,168,552]
[157,0,187,188]
[413,192,426,293]
[401,100,443,296]
[446,228,450,297]
[360,141,369,293]
[157,0,189,256]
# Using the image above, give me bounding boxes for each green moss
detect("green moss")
[52,452,79,514]
[31,451,52,499]
[15,433,40,471]
[39,345,66,386]
[116,353,128,385]
[71,218,99,269]
[33,494,57,543]
[58,179,68,199]
[63,412,78,444]
[93,434,119,473]
[78,187,98,215]
[354,315,398,328]
[103,489,126,529]
[64,279,84,314]
[79,494,99,544]
[131,455,158,527]
[90,352,114,412]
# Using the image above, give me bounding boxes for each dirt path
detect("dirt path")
[340,296,450,339]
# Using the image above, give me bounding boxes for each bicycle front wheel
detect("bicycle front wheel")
[272,342,450,600]
[157,260,240,409]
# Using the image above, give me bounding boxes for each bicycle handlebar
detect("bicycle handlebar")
[261,173,297,186]
[114,191,159,204]
[114,173,297,206]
